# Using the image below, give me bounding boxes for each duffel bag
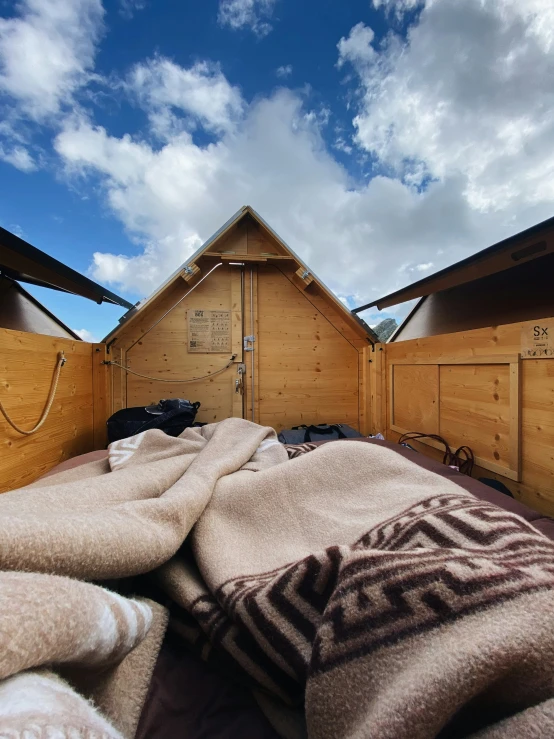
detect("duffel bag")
[278,423,362,444]
[107,398,201,444]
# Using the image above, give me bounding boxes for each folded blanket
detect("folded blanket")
[2,418,554,738]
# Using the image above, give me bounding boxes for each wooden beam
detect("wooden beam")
[293,266,314,291]
[180,263,201,286]
[92,343,110,450]
[231,268,244,419]
[203,252,296,261]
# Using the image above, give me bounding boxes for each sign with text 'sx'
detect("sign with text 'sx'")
[521,319,554,358]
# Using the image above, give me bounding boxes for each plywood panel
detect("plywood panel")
[257,266,359,431]
[92,343,110,450]
[125,264,240,424]
[383,322,554,516]
[440,364,511,471]
[521,360,554,495]
[0,328,94,492]
[392,365,439,435]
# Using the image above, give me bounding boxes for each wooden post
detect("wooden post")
[369,343,386,436]
[358,345,371,435]
[92,343,110,450]
[231,268,244,418]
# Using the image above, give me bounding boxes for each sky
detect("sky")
[1,0,553,342]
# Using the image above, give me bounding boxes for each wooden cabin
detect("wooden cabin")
[354,215,554,517]
[103,206,376,433]
[0,226,132,492]
[3,210,554,522]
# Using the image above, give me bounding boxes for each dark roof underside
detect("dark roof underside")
[0,225,133,309]
[353,214,554,312]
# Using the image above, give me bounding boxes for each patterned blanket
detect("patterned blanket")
[2,418,554,738]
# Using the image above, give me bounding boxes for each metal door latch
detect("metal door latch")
[235,363,246,393]
[243,335,255,352]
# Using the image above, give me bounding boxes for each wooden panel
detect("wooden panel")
[125,265,239,424]
[382,322,554,515]
[440,364,511,470]
[231,268,244,419]
[521,360,554,500]
[257,266,359,432]
[92,343,110,450]
[392,365,439,435]
[358,346,370,436]
[0,328,94,492]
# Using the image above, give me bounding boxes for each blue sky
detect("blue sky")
[1,0,553,341]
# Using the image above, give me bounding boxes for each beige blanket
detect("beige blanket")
[2,418,554,738]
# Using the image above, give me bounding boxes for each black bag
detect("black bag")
[107,399,201,444]
[277,423,362,444]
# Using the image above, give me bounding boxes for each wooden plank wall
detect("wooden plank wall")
[257,265,360,431]
[107,219,372,435]
[112,265,241,425]
[0,328,97,492]
[370,320,554,516]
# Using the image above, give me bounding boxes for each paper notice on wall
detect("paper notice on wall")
[521,319,554,358]
[187,309,231,353]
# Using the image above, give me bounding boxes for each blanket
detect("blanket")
[2,418,554,738]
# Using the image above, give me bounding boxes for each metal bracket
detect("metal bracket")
[243,335,255,352]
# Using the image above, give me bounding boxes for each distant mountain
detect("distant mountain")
[374,318,398,342]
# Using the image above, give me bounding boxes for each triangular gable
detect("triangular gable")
[103,206,376,343]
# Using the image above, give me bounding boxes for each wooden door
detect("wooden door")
[121,264,244,424]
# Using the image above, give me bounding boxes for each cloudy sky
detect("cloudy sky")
[1,0,553,341]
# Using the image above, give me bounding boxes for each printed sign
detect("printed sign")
[187,309,231,353]
[521,320,554,358]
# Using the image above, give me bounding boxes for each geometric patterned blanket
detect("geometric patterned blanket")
[3,419,554,739]
[159,438,554,739]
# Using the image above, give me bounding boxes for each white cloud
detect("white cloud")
[5,0,553,325]
[126,57,244,137]
[218,0,278,38]
[276,64,293,78]
[337,23,377,68]
[55,77,553,311]
[119,0,146,19]
[0,0,104,120]
[372,0,423,16]
[0,145,36,172]
[340,1,554,214]
[73,327,99,342]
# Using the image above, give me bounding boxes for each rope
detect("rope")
[0,351,67,435]
[105,354,237,383]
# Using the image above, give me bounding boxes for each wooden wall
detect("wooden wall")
[108,216,372,434]
[257,265,360,430]
[370,320,554,517]
[0,328,103,492]
[111,264,242,425]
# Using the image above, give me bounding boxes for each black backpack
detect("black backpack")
[277,423,362,444]
[107,399,201,444]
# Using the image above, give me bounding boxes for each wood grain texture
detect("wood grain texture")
[384,322,554,515]
[392,364,439,435]
[257,265,359,432]
[439,364,511,470]
[92,343,109,450]
[124,265,237,425]
[0,328,94,492]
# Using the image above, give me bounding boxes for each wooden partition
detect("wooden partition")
[0,328,107,492]
[370,319,554,517]
[107,215,372,435]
